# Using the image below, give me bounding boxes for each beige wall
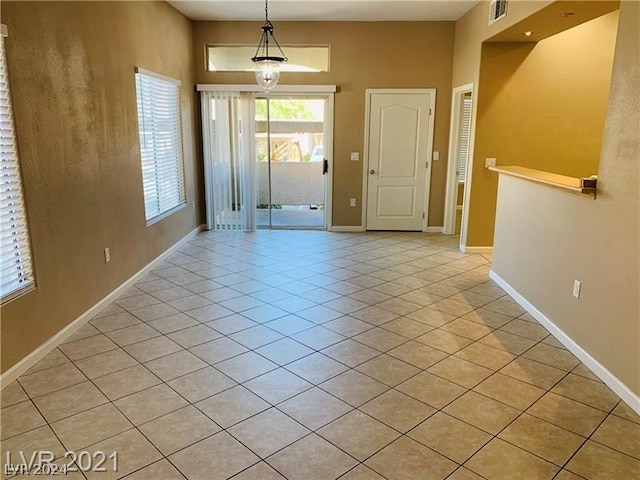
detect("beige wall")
[452,0,553,87]
[480,12,617,176]
[0,1,200,373]
[452,1,553,248]
[193,21,455,227]
[457,184,465,206]
[467,11,618,246]
[491,1,639,394]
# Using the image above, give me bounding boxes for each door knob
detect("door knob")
[369,169,376,175]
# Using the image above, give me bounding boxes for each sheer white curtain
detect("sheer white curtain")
[200,91,256,230]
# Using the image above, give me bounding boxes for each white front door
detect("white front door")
[365,90,434,231]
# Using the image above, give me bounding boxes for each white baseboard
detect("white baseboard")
[329,226,365,232]
[0,225,204,389]
[329,225,443,234]
[490,269,640,415]
[460,245,493,254]
[330,225,444,234]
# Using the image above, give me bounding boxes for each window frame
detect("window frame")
[134,67,187,226]
[206,44,331,73]
[0,24,36,304]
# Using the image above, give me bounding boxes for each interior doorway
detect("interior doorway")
[444,84,474,239]
[255,96,330,229]
[363,89,436,231]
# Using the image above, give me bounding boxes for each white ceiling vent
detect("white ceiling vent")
[489,0,508,25]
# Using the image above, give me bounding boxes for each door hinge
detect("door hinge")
[429,108,432,116]
[422,212,425,219]
[426,161,429,169]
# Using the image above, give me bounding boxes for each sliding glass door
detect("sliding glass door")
[255,96,329,229]
[200,89,333,231]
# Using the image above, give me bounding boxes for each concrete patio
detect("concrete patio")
[257,206,325,228]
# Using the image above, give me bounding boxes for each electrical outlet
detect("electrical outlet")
[350,198,357,207]
[192,200,195,210]
[350,152,359,161]
[572,280,581,299]
[104,247,111,263]
[433,151,440,161]
[485,157,497,168]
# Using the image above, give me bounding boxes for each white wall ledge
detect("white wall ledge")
[490,165,597,198]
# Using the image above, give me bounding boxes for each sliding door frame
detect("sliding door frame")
[254,92,334,230]
[198,84,336,231]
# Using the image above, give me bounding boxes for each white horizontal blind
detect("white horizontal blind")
[457,95,472,183]
[135,69,186,224]
[0,30,34,302]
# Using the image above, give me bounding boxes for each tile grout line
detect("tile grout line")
[5,231,636,480]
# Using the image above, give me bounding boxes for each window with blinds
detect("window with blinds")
[134,68,186,225]
[457,94,473,183]
[1,26,35,303]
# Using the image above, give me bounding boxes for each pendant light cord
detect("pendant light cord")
[267,0,287,61]
[252,0,287,62]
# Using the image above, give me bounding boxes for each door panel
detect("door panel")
[379,106,420,179]
[255,97,328,229]
[376,186,416,217]
[366,92,432,231]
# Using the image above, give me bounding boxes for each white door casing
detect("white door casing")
[364,89,435,231]
[444,84,474,240]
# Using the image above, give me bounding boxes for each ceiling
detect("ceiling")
[168,0,479,22]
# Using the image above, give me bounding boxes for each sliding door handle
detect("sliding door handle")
[323,159,328,175]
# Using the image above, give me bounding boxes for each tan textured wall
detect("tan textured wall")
[193,21,455,227]
[480,12,617,176]
[457,184,465,206]
[0,1,200,373]
[452,0,553,87]
[491,1,639,394]
[467,11,618,246]
[452,1,553,248]
[452,1,621,248]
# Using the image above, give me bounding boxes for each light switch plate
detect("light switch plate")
[350,152,359,161]
[433,151,440,161]
[573,280,581,299]
[485,157,497,168]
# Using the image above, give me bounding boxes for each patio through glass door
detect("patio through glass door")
[255,96,328,229]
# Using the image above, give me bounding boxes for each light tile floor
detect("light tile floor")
[2,230,639,480]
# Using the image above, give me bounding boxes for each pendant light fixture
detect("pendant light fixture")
[252,0,287,91]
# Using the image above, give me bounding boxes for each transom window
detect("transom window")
[207,45,330,73]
